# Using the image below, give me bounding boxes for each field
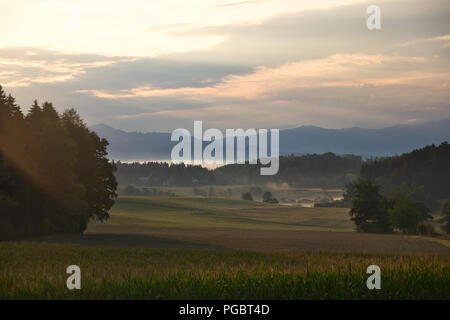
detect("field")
[1,196,449,299]
[0,242,449,299]
[95,196,354,232]
[120,184,345,205]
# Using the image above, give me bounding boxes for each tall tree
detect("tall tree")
[349,178,392,233]
[388,193,423,234]
[26,100,42,129]
[440,200,450,234]
[61,109,117,222]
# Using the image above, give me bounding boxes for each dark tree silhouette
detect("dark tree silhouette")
[349,178,392,233]
[241,192,253,201]
[0,86,117,239]
[262,191,278,203]
[388,193,428,234]
[361,142,450,199]
[114,153,361,188]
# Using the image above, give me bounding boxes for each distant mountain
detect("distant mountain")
[89,120,450,161]
[278,120,450,157]
[89,124,172,161]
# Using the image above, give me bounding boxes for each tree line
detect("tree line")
[360,142,450,199]
[115,153,362,188]
[0,86,117,240]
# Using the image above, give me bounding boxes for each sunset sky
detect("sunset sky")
[1,0,449,131]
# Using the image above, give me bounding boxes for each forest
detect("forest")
[361,142,450,199]
[0,86,117,240]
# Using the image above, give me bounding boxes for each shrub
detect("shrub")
[241,192,253,201]
[262,191,278,203]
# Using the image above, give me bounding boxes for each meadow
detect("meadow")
[1,196,449,299]
[98,196,354,232]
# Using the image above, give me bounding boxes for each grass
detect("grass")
[93,196,354,232]
[0,242,448,299]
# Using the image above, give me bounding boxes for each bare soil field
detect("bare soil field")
[31,226,450,254]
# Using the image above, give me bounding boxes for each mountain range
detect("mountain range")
[89,120,450,161]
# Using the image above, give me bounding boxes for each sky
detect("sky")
[1,0,449,132]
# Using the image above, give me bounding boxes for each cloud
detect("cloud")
[401,34,450,49]
[218,1,264,7]
[166,0,450,65]
[0,46,253,90]
[0,0,367,57]
[0,47,132,87]
[77,54,443,99]
[144,23,193,34]
[1,48,253,126]
[74,53,449,130]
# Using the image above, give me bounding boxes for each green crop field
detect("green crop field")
[0,242,449,299]
[1,196,449,299]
